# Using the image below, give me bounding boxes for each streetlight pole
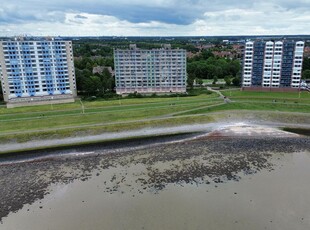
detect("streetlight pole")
[50,96,53,110]
[298,79,302,99]
[79,98,85,114]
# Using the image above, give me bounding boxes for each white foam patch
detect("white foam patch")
[208,124,299,137]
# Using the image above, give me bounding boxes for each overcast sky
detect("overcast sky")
[1,0,309,36]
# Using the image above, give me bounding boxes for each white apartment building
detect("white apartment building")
[242,40,304,89]
[0,37,77,107]
[114,44,187,95]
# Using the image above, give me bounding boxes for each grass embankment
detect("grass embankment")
[0,132,197,156]
[176,91,310,115]
[0,90,309,147]
[0,92,219,144]
[221,90,310,99]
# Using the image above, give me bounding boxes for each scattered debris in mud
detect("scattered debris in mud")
[0,136,309,222]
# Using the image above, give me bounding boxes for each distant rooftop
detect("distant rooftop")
[116,44,183,51]
[0,36,70,41]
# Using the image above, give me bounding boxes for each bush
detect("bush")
[224,75,232,86]
[232,77,241,86]
[127,92,144,98]
[212,76,218,85]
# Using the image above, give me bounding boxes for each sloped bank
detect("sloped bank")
[0,110,309,155]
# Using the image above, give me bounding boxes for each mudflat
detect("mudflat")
[0,125,310,230]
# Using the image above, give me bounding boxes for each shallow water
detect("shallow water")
[1,146,310,230]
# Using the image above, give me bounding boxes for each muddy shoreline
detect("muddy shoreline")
[1,119,310,154]
[1,133,310,223]
[0,132,199,162]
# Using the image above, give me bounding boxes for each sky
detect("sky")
[0,0,310,36]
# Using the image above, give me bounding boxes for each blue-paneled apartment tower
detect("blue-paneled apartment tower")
[242,40,304,90]
[0,37,77,108]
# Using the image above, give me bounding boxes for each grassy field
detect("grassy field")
[176,101,310,115]
[175,90,310,115]
[0,89,309,145]
[0,92,220,141]
[202,79,225,84]
[221,90,310,100]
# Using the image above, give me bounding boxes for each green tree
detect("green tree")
[75,69,84,91]
[196,78,203,87]
[187,73,195,89]
[103,58,114,69]
[232,77,241,86]
[229,60,241,77]
[201,50,214,60]
[197,64,206,79]
[83,76,101,96]
[99,68,115,93]
[302,57,310,71]
[205,64,216,79]
[85,62,93,71]
[0,81,3,101]
[212,76,218,85]
[302,69,310,79]
[186,50,240,81]
[224,76,232,86]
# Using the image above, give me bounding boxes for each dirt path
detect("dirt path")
[207,86,225,98]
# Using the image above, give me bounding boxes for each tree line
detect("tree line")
[187,50,241,87]
[73,40,199,57]
[302,57,310,80]
[74,57,115,98]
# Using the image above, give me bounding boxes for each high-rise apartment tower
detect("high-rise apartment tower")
[114,44,186,95]
[242,40,304,89]
[0,37,77,107]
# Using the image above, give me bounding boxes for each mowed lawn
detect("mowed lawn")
[0,90,309,144]
[0,93,220,134]
[176,90,310,115]
[221,90,310,101]
[223,90,310,112]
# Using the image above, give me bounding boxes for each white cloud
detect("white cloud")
[0,0,309,36]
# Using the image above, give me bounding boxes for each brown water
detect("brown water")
[1,150,310,230]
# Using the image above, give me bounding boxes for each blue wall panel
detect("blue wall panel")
[280,41,294,87]
[251,41,265,87]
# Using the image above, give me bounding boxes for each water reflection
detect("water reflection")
[1,135,310,230]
